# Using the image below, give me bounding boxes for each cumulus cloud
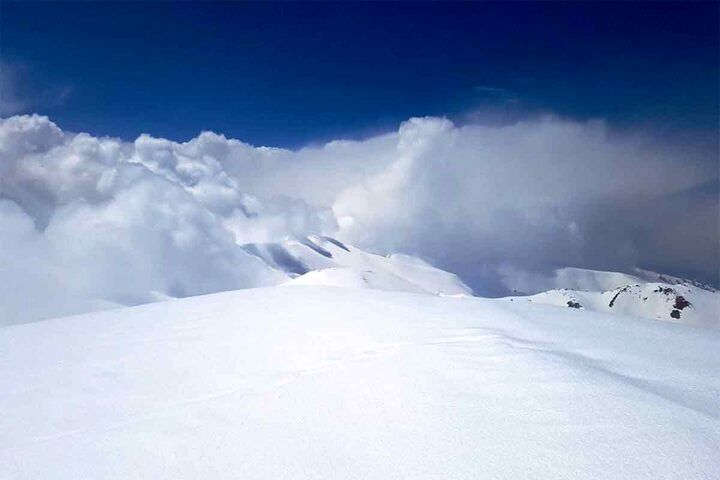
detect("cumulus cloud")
[330,117,718,293]
[0,113,716,322]
[0,115,333,324]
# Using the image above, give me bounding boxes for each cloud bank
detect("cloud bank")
[0,113,716,322]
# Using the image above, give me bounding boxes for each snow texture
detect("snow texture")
[1,286,718,479]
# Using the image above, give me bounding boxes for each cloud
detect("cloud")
[0,113,716,323]
[330,117,717,293]
[195,114,715,293]
[0,115,331,324]
[0,63,27,115]
[0,61,72,116]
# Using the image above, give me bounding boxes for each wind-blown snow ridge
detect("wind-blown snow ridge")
[1,286,718,479]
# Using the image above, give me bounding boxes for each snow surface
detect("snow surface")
[501,266,719,297]
[633,268,719,293]
[285,267,431,294]
[1,286,718,479]
[1,232,470,327]
[505,282,719,329]
[247,234,472,296]
[501,266,720,329]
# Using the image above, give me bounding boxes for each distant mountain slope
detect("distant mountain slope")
[243,235,472,296]
[1,286,717,479]
[632,267,718,293]
[503,266,718,295]
[6,234,471,326]
[546,267,645,292]
[503,268,719,329]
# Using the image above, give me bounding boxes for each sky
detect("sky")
[0,2,718,320]
[1,2,718,146]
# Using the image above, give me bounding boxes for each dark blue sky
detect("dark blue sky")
[1,1,718,147]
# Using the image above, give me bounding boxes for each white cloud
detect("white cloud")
[329,116,717,292]
[0,113,716,323]
[0,115,328,324]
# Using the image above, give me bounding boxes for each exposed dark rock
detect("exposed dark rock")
[301,237,334,258]
[321,236,351,252]
[654,286,675,295]
[567,301,582,309]
[670,309,681,319]
[609,286,630,308]
[673,295,691,310]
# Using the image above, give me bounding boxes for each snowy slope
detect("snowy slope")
[502,267,719,329]
[502,265,718,295]
[506,283,719,329]
[1,286,718,479]
[244,235,472,295]
[285,267,431,294]
[0,234,469,327]
[632,267,719,292]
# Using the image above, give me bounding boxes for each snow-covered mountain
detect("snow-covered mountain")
[243,234,472,296]
[502,265,718,294]
[503,267,719,329]
[632,267,719,292]
[1,286,717,479]
[1,232,470,326]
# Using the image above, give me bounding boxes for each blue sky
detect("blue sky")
[2,1,718,147]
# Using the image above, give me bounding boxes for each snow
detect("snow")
[247,235,472,295]
[1,286,718,479]
[0,233,469,327]
[633,267,719,292]
[285,267,431,294]
[503,274,719,329]
[508,283,719,329]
